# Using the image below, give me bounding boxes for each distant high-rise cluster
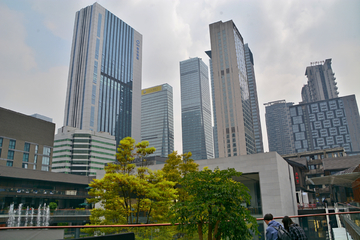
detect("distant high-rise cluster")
[266,59,360,155]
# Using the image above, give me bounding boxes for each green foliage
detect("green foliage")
[84,137,177,236]
[49,202,57,210]
[170,167,259,240]
[162,151,199,202]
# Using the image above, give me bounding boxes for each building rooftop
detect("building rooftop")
[0,165,94,185]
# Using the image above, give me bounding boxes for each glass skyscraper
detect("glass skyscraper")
[209,20,256,158]
[265,100,295,155]
[63,3,142,144]
[244,44,264,153]
[180,58,214,160]
[141,84,174,157]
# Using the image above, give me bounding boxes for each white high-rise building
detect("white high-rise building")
[180,58,214,160]
[302,59,338,103]
[141,84,174,157]
[208,20,256,158]
[63,2,142,144]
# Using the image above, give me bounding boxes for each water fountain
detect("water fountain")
[7,203,15,227]
[7,203,50,227]
[37,203,42,226]
[16,203,23,227]
[24,206,29,227]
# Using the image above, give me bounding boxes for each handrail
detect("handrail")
[1,211,360,230]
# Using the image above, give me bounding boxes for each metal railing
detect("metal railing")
[1,210,360,239]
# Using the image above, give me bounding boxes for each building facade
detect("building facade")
[265,100,295,155]
[0,107,55,171]
[180,58,214,160]
[209,20,256,158]
[244,44,263,153]
[289,95,360,154]
[302,59,338,103]
[141,84,174,157]
[52,126,116,176]
[63,2,142,145]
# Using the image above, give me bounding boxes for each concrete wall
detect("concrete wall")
[148,151,298,219]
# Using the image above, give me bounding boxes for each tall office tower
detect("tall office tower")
[265,100,295,155]
[141,84,174,157]
[205,51,219,158]
[209,20,256,158]
[63,3,142,145]
[52,126,116,176]
[244,44,264,153]
[289,95,360,154]
[302,59,338,103]
[180,58,214,160]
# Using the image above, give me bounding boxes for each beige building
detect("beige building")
[0,107,55,171]
[209,20,256,158]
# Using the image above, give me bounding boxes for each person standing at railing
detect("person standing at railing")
[264,213,283,240]
[282,216,308,240]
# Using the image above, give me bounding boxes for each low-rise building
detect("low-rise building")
[52,126,116,176]
[0,107,55,171]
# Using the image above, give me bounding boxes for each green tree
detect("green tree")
[86,137,177,235]
[170,167,259,240]
[162,151,199,202]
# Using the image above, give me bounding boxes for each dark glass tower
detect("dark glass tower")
[64,3,142,144]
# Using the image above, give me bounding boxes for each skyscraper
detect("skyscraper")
[265,100,295,155]
[180,58,214,160]
[209,20,256,158]
[289,95,360,154]
[302,59,338,103]
[63,3,142,144]
[244,44,264,153]
[141,84,174,157]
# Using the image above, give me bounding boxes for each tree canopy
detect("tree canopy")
[170,167,259,240]
[87,137,177,228]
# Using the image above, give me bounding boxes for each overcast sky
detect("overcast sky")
[1,0,359,153]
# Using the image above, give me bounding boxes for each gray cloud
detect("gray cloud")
[0,0,359,153]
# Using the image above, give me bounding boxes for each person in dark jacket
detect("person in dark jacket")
[282,216,308,240]
[264,213,283,240]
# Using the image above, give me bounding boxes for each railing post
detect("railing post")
[334,203,342,228]
[325,207,332,240]
[75,227,80,238]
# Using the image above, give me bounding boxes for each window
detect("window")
[35,145,39,154]
[22,163,28,169]
[9,140,16,149]
[0,137,3,147]
[24,142,30,152]
[23,153,29,162]
[34,155,37,163]
[6,161,13,167]
[42,156,50,165]
[43,146,51,156]
[326,111,334,119]
[41,166,49,171]
[7,150,14,160]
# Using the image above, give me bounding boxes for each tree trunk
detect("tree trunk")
[198,222,203,240]
[213,220,220,240]
[208,222,213,240]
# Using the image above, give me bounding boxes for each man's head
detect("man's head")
[264,213,273,225]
